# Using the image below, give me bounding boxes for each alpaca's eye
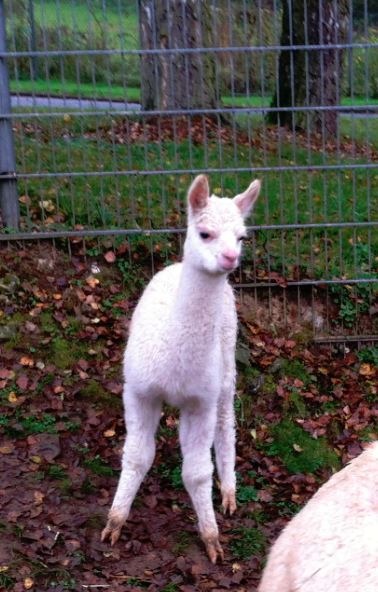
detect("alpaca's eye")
[199,231,211,240]
[238,235,247,242]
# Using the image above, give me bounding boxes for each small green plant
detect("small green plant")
[330,283,373,328]
[47,464,67,480]
[86,245,102,257]
[157,461,183,489]
[80,476,96,494]
[280,359,312,387]
[20,413,57,435]
[339,299,358,327]
[63,419,81,432]
[160,584,179,592]
[229,526,266,560]
[275,499,301,517]
[0,415,9,428]
[248,508,268,524]
[169,466,183,489]
[0,571,16,590]
[237,484,259,504]
[236,479,259,504]
[266,419,340,474]
[117,259,145,291]
[83,454,115,477]
[36,373,55,394]
[172,531,192,555]
[357,346,378,366]
[124,576,150,588]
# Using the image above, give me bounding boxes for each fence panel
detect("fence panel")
[0,0,377,342]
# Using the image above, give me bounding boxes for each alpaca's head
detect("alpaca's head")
[184,175,261,274]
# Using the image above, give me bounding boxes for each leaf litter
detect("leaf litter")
[0,242,377,591]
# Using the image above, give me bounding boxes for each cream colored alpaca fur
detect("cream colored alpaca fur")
[259,442,378,592]
[101,175,261,562]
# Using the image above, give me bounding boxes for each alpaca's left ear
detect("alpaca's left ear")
[233,179,261,218]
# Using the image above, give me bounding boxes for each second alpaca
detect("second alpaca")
[258,442,378,592]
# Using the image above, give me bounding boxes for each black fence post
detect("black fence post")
[0,0,19,230]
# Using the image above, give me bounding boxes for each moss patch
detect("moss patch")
[78,379,122,409]
[49,337,87,370]
[280,359,313,386]
[39,311,57,334]
[286,389,308,417]
[266,419,340,474]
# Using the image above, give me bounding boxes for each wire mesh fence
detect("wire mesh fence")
[0,0,377,342]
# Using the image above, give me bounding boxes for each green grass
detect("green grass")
[11,109,378,282]
[10,79,141,103]
[223,94,378,108]
[34,0,139,50]
[10,77,378,109]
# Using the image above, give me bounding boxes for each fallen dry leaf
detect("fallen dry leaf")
[104,251,116,263]
[20,356,34,367]
[23,577,34,589]
[103,428,116,438]
[359,363,375,377]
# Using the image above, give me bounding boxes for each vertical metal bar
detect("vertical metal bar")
[27,0,38,80]
[0,0,19,229]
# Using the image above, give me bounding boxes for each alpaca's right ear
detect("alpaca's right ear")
[234,179,261,219]
[188,175,209,212]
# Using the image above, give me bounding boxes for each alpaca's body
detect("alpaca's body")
[125,261,235,407]
[102,175,261,562]
[258,442,378,592]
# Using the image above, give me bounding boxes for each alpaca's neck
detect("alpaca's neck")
[172,259,227,331]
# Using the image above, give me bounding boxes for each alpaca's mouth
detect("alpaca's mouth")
[219,258,238,272]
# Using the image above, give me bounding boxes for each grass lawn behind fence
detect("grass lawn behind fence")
[10,79,378,110]
[12,111,378,286]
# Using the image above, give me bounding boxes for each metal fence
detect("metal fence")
[0,0,377,343]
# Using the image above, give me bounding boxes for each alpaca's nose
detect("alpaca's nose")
[221,249,238,269]
[222,249,238,263]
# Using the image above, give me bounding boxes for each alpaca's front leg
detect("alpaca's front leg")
[214,348,237,515]
[101,386,161,545]
[179,403,223,563]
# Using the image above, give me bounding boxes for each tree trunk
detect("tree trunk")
[268,1,349,136]
[138,0,218,111]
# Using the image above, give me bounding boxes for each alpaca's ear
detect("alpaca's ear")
[233,179,261,218]
[188,175,210,212]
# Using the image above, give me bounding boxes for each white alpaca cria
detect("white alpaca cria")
[258,442,378,592]
[101,174,261,562]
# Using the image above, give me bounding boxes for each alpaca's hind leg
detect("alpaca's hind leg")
[101,385,161,545]
[179,403,222,563]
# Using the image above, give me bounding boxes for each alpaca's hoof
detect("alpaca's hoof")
[222,490,237,515]
[203,533,224,564]
[101,513,125,546]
